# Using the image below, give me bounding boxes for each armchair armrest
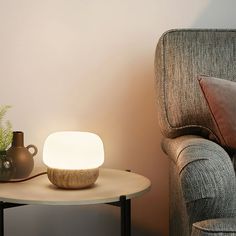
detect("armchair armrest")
[191,217,236,236]
[162,135,236,228]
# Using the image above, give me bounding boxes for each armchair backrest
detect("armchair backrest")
[155,29,236,139]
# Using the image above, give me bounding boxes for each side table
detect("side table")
[0,168,151,236]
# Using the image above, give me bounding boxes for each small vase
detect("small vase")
[0,150,15,181]
[7,131,38,179]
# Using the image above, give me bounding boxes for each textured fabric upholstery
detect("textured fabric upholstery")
[155,29,236,139]
[154,29,236,236]
[163,136,236,235]
[191,218,236,236]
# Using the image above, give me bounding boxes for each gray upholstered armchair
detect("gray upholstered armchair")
[155,29,236,235]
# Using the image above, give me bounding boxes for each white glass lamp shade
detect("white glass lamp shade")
[43,131,104,189]
[43,131,104,170]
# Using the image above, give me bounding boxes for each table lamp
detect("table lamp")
[43,131,104,189]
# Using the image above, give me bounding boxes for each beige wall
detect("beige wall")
[1,0,236,235]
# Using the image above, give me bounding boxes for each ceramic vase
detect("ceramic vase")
[7,131,38,179]
[0,150,15,181]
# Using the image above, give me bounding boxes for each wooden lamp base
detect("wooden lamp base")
[47,167,99,189]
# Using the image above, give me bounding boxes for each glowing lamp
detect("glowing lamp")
[43,131,104,189]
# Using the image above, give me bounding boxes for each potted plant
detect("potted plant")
[0,105,14,180]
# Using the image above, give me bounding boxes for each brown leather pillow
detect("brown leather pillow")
[198,75,236,150]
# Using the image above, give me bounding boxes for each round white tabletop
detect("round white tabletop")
[0,168,151,205]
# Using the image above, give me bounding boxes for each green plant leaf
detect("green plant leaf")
[0,105,13,151]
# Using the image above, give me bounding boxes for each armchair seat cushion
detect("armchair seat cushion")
[191,218,236,236]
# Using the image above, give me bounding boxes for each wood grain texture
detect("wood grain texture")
[47,167,99,189]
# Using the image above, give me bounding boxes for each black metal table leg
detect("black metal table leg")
[0,202,4,236]
[120,196,131,236]
[1,198,131,236]
[125,199,131,236]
